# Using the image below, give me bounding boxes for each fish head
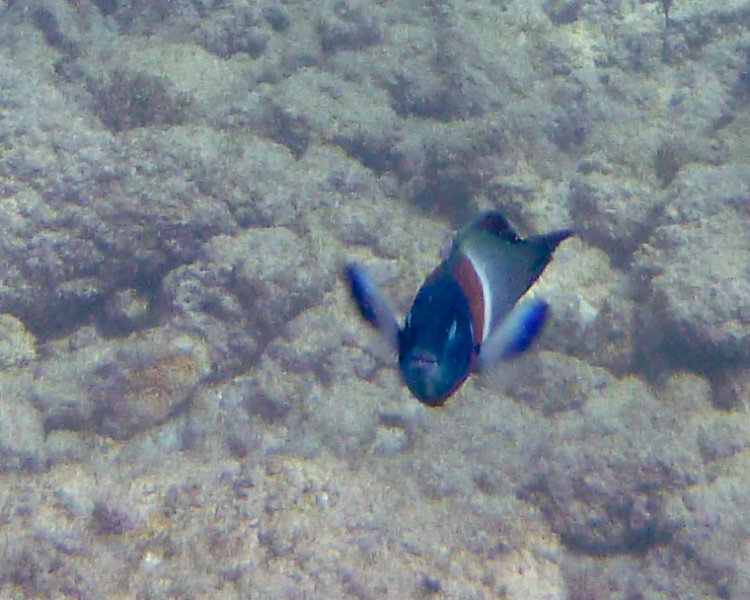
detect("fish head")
[398,268,476,405]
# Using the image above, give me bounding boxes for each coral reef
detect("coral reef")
[0,0,749,596]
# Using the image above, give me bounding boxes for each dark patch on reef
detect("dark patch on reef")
[521,476,676,556]
[317,1,382,53]
[728,46,750,109]
[16,220,211,342]
[99,0,286,60]
[32,7,71,51]
[244,388,291,423]
[92,501,133,535]
[411,127,505,223]
[92,69,191,132]
[654,140,682,187]
[93,0,119,17]
[332,133,402,176]
[195,5,269,59]
[542,0,584,25]
[264,101,312,159]
[263,6,290,33]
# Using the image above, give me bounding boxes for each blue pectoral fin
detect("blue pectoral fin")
[344,263,401,352]
[477,298,549,370]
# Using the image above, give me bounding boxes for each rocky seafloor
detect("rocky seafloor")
[0,0,749,598]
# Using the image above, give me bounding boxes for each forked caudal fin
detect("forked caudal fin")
[528,229,574,254]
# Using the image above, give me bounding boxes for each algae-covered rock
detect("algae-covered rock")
[0,374,44,471]
[0,314,37,367]
[89,332,210,440]
[530,240,638,374]
[568,173,664,262]
[317,0,383,53]
[668,475,750,598]
[635,164,750,368]
[502,351,615,415]
[163,226,329,378]
[31,329,210,440]
[521,376,704,555]
[1,0,750,597]
[713,367,750,411]
[0,447,567,599]
[0,52,236,336]
[93,68,191,132]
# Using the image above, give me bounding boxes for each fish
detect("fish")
[345,211,572,406]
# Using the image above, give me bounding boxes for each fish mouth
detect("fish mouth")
[403,351,446,404]
[409,350,437,368]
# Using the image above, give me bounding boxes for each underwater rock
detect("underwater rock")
[697,414,750,466]
[317,0,382,53]
[0,314,37,367]
[660,370,712,415]
[93,68,191,132]
[532,240,638,374]
[0,375,44,471]
[257,70,398,163]
[634,164,750,369]
[31,329,210,440]
[89,332,210,440]
[262,6,289,33]
[227,227,328,336]
[265,299,376,387]
[194,3,268,59]
[234,355,304,426]
[91,499,135,536]
[520,376,704,555]
[503,351,615,415]
[542,0,584,25]
[104,0,226,36]
[163,226,329,378]
[100,288,152,336]
[383,7,508,121]
[200,134,312,227]
[713,366,750,411]
[1,0,749,597]
[103,0,282,61]
[184,227,326,368]
[0,53,237,336]
[5,443,571,597]
[307,378,382,458]
[568,174,663,264]
[163,259,258,378]
[582,296,637,374]
[668,476,750,598]
[185,378,262,460]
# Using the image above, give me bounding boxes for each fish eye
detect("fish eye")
[447,319,457,340]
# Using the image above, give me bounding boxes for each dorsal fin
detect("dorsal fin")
[463,211,521,243]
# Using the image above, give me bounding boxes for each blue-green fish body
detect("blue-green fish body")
[346,211,571,405]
